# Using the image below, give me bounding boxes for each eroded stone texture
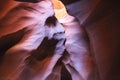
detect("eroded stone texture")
[0,0,119,80]
[0,0,65,80]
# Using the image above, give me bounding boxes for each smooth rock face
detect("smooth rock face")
[0,0,120,80]
[83,1,120,80]
[0,0,65,80]
[63,0,120,80]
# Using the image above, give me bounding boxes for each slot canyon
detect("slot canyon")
[0,0,120,80]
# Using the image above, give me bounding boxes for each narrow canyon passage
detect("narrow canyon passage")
[0,0,120,80]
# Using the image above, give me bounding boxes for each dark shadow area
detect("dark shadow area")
[61,50,72,80]
[0,28,25,58]
[60,0,81,5]
[25,37,58,65]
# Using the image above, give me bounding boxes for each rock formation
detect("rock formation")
[0,0,120,80]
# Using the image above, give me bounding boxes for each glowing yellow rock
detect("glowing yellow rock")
[52,0,68,20]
